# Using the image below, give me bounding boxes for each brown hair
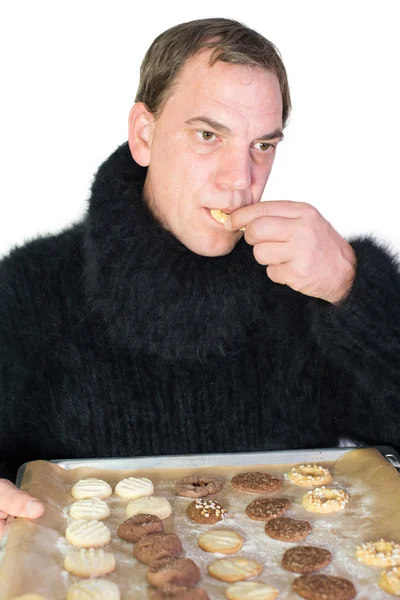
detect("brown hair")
[135,17,291,129]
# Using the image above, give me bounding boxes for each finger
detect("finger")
[266,262,294,286]
[0,510,7,518]
[252,241,293,266]
[244,216,297,245]
[0,518,5,540]
[0,479,44,519]
[226,200,307,231]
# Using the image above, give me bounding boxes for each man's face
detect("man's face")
[141,48,283,256]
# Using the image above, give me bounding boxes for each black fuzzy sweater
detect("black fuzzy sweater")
[1,142,399,482]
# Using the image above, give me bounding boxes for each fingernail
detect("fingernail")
[25,499,44,518]
[224,216,232,230]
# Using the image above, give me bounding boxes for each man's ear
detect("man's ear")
[128,102,155,167]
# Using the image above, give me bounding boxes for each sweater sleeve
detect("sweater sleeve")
[311,235,400,450]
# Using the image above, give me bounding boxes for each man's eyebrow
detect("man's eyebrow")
[184,115,284,141]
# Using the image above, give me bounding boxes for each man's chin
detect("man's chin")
[184,232,243,257]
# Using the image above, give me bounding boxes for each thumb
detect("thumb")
[0,479,45,518]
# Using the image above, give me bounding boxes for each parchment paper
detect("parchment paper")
[0,448,399,599]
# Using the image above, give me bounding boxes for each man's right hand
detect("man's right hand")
[0,479,45,540]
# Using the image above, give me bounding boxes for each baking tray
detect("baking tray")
[0,445,399,597]
[12,445,400,488]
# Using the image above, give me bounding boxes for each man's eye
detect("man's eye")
[198,130,217,141]
[255,142,276,152]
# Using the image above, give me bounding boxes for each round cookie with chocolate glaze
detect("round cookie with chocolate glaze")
[118,514,163,543]
[150,586,209,599]
[133,532,182,565]
[231,472,282,494]
[292,574,356,600]
[175,475,223,498]
[187,499,226,524]
[147,557,201,588]
[282,546,332,574]
[265,517,312,542]
[245,497,290,522]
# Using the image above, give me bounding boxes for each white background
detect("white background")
[1,0,399,258]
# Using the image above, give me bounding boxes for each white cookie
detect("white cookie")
[65,519,111,548]
[198,529,244,554]
[114,476,154,499]
[71,478,112,500]
[126,495,172,520]
[64,548,116,577]
[69,498,110,521]
[66,579,120,600]
[208,557,263,582]
[226,581,279,599]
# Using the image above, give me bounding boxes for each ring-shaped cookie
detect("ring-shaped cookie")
[355,540,400,568]
[286,464,332,487]
[379,567,400,595]
[302,486,349,513]
[175,475,223,498]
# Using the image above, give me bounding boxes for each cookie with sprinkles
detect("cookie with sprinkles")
[302,487,349,514]
[286,464,332,487]
[282,546,332,573]
[355,539,400,568]
[187,499,226,524]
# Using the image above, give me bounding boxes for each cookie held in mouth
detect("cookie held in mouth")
[210,209,245,231]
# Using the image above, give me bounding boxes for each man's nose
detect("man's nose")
[215,147,252,192]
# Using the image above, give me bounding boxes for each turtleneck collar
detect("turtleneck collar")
[83,141,281,362]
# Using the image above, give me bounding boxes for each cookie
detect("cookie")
[64,548,116,577]
[149,586,209,599]
[282,546,332,573]
[355,539,400,568]
[69,498,110,521]
[292,574,356,600]
[225,581,279,599]
[147,557,201,588]
[187,499,226,524]
[133,532,183,564]
[265,517,311,542]
[118,513,163,542]
[114,476,154,499]
[66,579,120,599]
[379,567,400,596]
[65,519,111,548]
[286,465,333,487]
[231,472,282,494]
[302,487,349,514]
[198,529,244,554]
[126,496,172,520]
[245,497,290,522]
[71,478,112,500]
[175,475,223,498]
[208,557,263,582]
[9,596,48,600]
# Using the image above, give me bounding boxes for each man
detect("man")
[1,17,399,539]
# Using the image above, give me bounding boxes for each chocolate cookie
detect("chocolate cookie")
[245,497,290,522]
[147,557,201,588]
[149,586,209,599]
[292,574,356,600]
[133,532,182,564]
[282,546,332,573]
[118,514,163,542]
[187,499,226,524]
[231,471,282,494]
[175,476,223,498]
[265,517,312,542]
